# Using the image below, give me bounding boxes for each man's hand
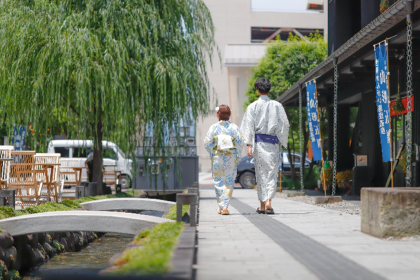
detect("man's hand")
[247,146,253,158]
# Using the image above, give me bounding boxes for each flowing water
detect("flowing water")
[23,211,163,279]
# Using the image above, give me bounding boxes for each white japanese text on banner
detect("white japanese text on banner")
[374,44,391,162]
[306,81,322,161]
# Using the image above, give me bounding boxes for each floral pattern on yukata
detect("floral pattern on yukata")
[240,95,290,202]
[204,121,244,209]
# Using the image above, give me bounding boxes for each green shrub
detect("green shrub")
[8,270,20,280]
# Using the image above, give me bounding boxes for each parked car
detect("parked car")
[47,140,133,188]
[235,152,311,189]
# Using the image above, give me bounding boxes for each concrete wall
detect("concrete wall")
[198,0,327,172]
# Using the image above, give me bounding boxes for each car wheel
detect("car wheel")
[239,172,256,189]
[120,175,131,189]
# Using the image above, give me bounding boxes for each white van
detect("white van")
[47,140,133,188]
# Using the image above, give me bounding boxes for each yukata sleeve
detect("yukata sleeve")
[275,103,290,149]
[204,125,216,158]
[232,124,244,156]
[240,106,255,146]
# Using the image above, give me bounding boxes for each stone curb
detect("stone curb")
[287,192,305,198]
[315,196,342,204]
[165,226,196,280]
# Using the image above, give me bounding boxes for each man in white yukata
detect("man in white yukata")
[241,78,289,214]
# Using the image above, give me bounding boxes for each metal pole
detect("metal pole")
[385,38,394,188]
[279,145,283,192]
[406,2,414,187]
[332,56,338,196]
[299,84,304,191]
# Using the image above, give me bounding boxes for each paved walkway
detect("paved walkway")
[196,188,420,280]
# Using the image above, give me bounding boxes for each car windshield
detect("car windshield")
[115,146,125,158]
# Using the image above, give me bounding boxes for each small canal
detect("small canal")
[22,211,163,279]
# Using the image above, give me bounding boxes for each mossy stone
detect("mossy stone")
[0,232,14,248]
[42,243,57,258]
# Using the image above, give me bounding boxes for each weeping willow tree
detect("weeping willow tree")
[0,0,217,192]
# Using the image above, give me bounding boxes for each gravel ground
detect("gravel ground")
[276,191,361,215]
[275,190,420,241]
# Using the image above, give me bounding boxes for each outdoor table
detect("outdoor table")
[35,163,61,202]
[60,166,86,187]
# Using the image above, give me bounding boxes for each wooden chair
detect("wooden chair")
[59,158,83,187]
[35,153,62,202]
[0,146,14,190]
[103,165,118,185]
[9,151,43,207]
[59,158,85,200]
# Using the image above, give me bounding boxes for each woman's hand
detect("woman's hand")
[247,146,253,158]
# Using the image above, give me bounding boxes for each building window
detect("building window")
[251,0,324,13]
[251,27,324,43]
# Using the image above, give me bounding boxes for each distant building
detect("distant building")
[198,0,327,172]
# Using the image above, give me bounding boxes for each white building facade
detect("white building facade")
[198,0,327,172]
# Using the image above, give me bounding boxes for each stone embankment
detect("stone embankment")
[0,230,102,279]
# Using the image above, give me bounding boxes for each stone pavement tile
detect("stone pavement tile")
[232,189,420,280]
[197,190,317,280]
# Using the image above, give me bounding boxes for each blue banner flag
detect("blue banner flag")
[374,44,391,162]
[306,81,322,161]
[12,125,26,151]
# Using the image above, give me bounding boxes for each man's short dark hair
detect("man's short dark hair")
[254,78,271,94]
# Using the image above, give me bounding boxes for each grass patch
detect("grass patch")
[0,189,144,220]
[164,205,190,221]
[112,222,184,275]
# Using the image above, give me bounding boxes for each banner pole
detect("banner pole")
[386,38,394,188]
[279,145,283,192]
[313,80,326,196]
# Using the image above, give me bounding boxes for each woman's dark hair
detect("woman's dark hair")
[218,105,231,121]
[254,78,271,94]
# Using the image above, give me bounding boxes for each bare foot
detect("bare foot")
[259,201,265,211]
[266,199,273,210]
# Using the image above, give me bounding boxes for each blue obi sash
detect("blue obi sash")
[255,134,279,145]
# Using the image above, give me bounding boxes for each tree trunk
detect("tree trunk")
[93,95,103,195]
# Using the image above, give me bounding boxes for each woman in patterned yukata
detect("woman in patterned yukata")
[204,105,244,215]
[241,78,289,214]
